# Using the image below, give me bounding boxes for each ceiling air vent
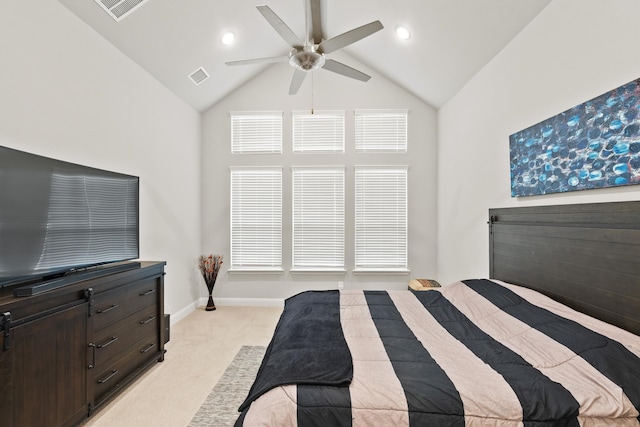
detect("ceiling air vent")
[95,0,150,22]
[189,67,209,85]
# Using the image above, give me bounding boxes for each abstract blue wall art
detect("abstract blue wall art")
[509,78,640,197]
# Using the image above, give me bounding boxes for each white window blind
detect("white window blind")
[230,168,282,270]
[292,111,345,153]
[231,112,282,154]
[292,168,345,270]
[355,110,408,152]
[355,167,408,270]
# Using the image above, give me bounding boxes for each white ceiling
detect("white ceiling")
[59,0,551,112]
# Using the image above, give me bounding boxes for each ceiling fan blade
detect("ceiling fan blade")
[256,5,303,48]
[322,59,371,82]
[318,20,383,54]
[289,69,307,95]
[308,0,323,45]
[226,56,290,66]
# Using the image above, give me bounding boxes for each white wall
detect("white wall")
[437,0,640,285]
[0,1,202,320]
[202,52,437,302]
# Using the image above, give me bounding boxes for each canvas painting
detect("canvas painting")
[509,78,640,197]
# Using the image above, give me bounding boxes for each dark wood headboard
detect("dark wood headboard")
[489,200,640,336]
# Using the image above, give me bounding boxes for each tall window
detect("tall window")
[231,112,283,154]
[355,167,408,271]
[230,168,282,270]
[292,167,345,270]
[355,110,408,152]
[292,111,345,153]
[229,108,410,273]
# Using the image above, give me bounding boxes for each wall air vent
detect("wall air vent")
[189,67,209,85]
[95,0,150,22]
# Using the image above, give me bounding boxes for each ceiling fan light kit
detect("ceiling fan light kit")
[289,48,325,71]
[225,0,383,95]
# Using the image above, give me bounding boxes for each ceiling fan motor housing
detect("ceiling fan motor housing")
[289,48,325,71]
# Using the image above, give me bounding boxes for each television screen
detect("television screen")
[0,146,139,287]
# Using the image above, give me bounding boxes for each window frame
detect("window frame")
[291,166,346,272]
[230,111,283,154]
[229,167,283,272]
[292,110,345,153]
[354,109,408,152]
[354,166,409,272]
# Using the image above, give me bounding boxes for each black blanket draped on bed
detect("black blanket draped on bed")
[237,290,352,413]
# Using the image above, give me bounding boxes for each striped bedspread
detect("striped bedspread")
[236,279,640,426]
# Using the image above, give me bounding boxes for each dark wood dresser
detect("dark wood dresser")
[0,261,166,427]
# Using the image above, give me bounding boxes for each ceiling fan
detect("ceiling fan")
[225,0,383,95]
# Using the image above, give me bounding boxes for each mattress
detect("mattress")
[235,279,640,426]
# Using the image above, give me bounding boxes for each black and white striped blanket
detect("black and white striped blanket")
[236,279,640,426]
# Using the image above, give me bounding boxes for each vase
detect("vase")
[205,281,216,311]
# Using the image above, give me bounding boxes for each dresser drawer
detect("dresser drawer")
[92,304,159,369]
[93,278,158,332]
[93,334,161,403]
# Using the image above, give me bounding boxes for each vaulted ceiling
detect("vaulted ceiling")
[59,0,551,112]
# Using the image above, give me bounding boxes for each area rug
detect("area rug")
[189,345,266,427]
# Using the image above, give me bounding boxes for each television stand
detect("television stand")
[12,261,142,297]
[0,261,166,427]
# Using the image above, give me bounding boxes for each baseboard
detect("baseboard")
[198,297,284,308]
[169,300,198,325]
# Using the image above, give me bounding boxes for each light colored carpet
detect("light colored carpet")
[82,307,282,427]
[189,345,266,427]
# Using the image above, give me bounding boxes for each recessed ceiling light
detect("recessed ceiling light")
[221,32,235,45]
[395,26,411,41]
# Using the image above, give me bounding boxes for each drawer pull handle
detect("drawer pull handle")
[88,343,96,369]
[97,304,118,314]
[2,312,12,352]
[97,336,118,349]
[140,316,156,325]
[97,369,118,384]
[139,289,156,296]
[140,343,155,354]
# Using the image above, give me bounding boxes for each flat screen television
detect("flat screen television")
[0,146,140,291]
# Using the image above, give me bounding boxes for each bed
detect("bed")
[235,201,640,426]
